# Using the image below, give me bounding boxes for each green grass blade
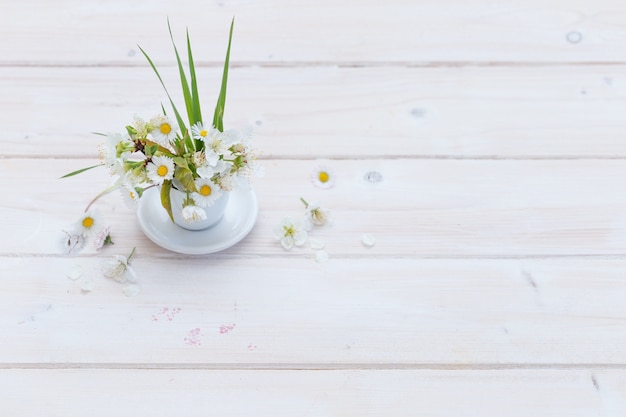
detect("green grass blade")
[213,18,234,132]
[59,164,104,179]
[187,29,202,125]
[138,45,188,137]
[168,19,194,128]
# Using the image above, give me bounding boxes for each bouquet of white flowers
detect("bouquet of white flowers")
[64,19,258,226]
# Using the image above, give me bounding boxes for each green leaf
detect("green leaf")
[138,45,188,137]
[187,29,202,125]
[144,143,159,157]
[174,167,197,192]
[173,156,188,168]
[167,19,194,129]
[213,18,234,132]
[144,139,175,157]
[59,164,104,179]
[160,180,174,222]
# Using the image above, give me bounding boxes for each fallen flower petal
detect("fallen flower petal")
[361,233,376,247]
[122,283,141,297]
[66,265,84,281]
[309,238,326,250]
[315,250,329,263]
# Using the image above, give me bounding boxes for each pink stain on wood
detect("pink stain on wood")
[184,328,202,346]
[152,307,182,322]
[219,323,236,334]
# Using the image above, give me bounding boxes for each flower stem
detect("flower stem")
[300,197,309,208]
[127,247,137,264]
[84,184,120,212]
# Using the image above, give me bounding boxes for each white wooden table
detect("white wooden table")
[2,1,626,415]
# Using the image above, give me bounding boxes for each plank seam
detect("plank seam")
[5,155,626,161]
[3,253,626,260]
[2,61,626,68]
[3,363,626,371]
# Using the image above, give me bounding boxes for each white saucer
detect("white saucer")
[136,186,258,255]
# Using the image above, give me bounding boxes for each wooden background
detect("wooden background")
[2,0,626,415]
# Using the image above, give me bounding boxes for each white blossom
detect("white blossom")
[273,218,307,250]
[102,248,137,283]
[182,205,207,224]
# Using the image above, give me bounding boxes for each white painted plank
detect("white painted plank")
[1,0,625,64]
[1,65,624,158]
[2,257,626,364]
[0,369,616,417]
[2,158,626,256]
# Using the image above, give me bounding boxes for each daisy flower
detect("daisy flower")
[149,115,177,144]
[311,165,335,189]
[146,155,175,185]
[75,208,103,237]
[273,217,307,250]
[102,247,136,283]
[182,205,207,224]
[190,122,212,141]
[192,178,222,207]
[301,198,330,230]
[120,182,141,209]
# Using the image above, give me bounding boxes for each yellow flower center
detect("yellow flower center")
[200,130,208,137]
[160,123,172,135]
[82,217,94,228]
[284,226,295,236]
[157,165,168,177]
[318,171,330,183]
[200,184,212,196]
[129,191,136,200]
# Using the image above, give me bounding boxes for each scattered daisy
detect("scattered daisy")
[93,226,114,250]
[182,204,207,224]
[192,178,222,207]
[102,247,137,283]
[311,165,335,189]
[273,218,307,250]
[190,122,212,141]
[75,209,103,237]
[301,198,331,230]
[146,155,175,184]
[61,230,86,255]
